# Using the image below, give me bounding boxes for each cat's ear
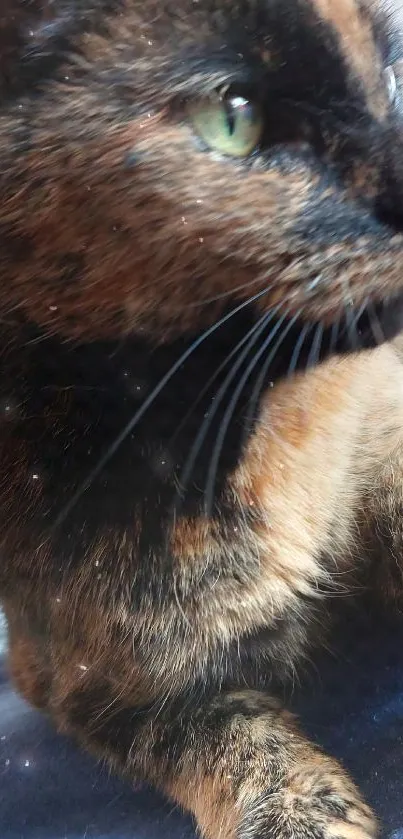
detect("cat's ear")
[0,0,79,98]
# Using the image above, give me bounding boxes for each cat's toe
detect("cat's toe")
[238,752,377,839]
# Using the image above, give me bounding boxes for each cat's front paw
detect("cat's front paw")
[238,751,377,839]
[170,693,377,839]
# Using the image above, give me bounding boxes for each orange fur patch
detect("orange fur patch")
[313,0,386,116]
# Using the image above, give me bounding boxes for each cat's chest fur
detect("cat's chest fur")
[0,313,261,576]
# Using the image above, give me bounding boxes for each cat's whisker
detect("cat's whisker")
[328,311,342,356]
[367,299,386,346]
[203,310,293,519]
[48,288,273,533]
[306,320,324,369]
[175,307,279,505]
[185,275,276,308]
[345,305,360,351]
[348,297,370,348]
[338,275,359,353]
[243,310,302,441]
[287,320,312,378]
[169,310,274,448]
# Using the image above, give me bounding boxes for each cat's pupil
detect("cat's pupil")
[224,99,236,136]
[224,95,254,136]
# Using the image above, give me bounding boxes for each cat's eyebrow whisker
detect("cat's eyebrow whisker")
[46,287,274,535]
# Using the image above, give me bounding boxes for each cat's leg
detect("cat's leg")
[3,599,375,837]
[54,685,375,839]
[3,589,376,838]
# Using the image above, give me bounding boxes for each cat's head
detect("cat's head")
[2,0,403,353]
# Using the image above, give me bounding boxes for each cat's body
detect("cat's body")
[3,1,403,836]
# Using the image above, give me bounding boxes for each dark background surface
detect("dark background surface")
[0,608,402,839]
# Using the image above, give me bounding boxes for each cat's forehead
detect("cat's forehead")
[138,0,381,55]
[129,0,394,118]
[119,0,397,116]
[312,0,382,88]
[3,0,400,117]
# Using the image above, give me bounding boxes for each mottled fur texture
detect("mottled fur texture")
[3,0,403,836]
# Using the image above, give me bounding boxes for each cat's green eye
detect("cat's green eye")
[188,91,263,158]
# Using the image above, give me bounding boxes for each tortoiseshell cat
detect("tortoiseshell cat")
[4,0,403,835]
